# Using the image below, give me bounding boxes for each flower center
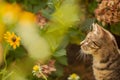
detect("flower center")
[33,65,40,72]
[71,74,78,79]
[12,37,16,42]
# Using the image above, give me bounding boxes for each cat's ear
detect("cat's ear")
[92,23,103,35]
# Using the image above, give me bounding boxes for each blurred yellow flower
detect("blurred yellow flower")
[0,3,22,24]
[0,23,6,42]
[18,11,36,27]
[20,11,36,22]
[68,73,80,80]
[33,65,40,72]
[4,32,21,49]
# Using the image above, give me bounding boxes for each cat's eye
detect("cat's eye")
[90,41,100,49]
[93,41,101,48]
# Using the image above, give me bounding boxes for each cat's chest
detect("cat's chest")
[93,67,112,80]
[92,60,113,80]
[93,61,107,68]
[92,55,120,80]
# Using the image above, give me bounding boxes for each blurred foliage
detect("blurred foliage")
[0,0,84,80]
[111,23,120,35]
[81,0,97,16]
[5,0,48,13]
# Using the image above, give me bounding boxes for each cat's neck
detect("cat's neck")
[93,47,119,63]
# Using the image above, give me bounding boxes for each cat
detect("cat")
[80,23,120,80]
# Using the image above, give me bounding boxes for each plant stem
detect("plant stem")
[0,44,9,80]
[40,71,47,80]
[3,44,9,70]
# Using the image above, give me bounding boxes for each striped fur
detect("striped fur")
[81,23,120,80]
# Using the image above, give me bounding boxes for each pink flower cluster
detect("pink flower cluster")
[95,0,120,25]
[33,60,56,78]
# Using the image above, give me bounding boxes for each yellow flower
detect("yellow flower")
[33,65,40,72]
[20,11,35,22]
[68,73,80,80]
[0,3,22,24]
[0,23,6,42]
[18,11,36,27]
[4,32,20,49]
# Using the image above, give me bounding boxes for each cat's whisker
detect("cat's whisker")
[79,52,84,62]
[75,51,80,60]
[75,50,85,62]
[80,50,90,63]
[75,49,91,63]
[83,53,87,62]
[75,50,82,62]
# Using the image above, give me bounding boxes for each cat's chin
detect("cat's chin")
[80,49,92,55]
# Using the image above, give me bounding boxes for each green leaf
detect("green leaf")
[56,56,68,66]
[41,10,52,19]
[53,49,66,57]
[8,46,27,59]
[57,35,69,49]
[7,46,27,65]
[54,62,64,77]
[68,27,83,44]
[111,23,120,36]
[29,0,39,5]
[87,0,97,14]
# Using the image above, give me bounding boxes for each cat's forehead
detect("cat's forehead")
[87,32,95,37]
[86,31,99,40]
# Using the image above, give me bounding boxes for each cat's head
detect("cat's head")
[80,23,118,56]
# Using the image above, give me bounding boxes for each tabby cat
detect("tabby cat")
[80,23,120,80]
